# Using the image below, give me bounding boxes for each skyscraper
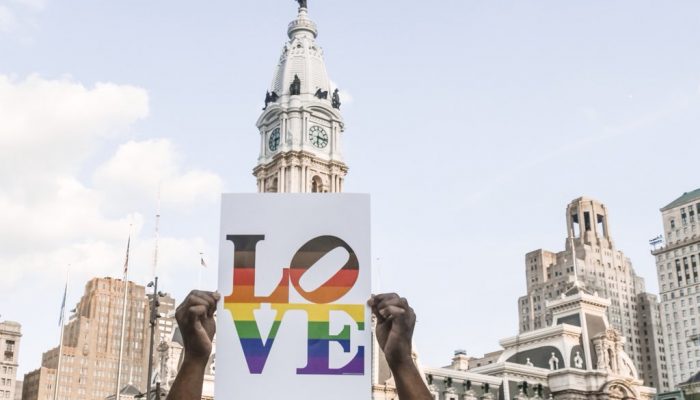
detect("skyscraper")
[517,197,667,390]
[652,188,700,388]
[253,1,347,194]
[22,278,175,400]
[0,321,21,400]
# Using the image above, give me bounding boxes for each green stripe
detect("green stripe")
[234,321,282,339]
[308,321,359,340]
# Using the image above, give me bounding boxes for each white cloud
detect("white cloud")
[94,139,223,209]
[0,74,222,294]
[0,74,149,181]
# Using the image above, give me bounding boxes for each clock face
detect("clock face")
[308,126,328,149]
[268,127,280,151]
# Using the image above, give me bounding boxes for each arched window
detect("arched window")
[268,178,278,193]
[310,176,323,193]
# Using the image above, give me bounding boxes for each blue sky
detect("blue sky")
[1,0,700,376]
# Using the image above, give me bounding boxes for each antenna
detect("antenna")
[152,188,161,279]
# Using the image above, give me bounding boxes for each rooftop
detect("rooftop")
[661,188,700,211]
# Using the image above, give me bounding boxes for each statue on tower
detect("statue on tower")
[331,88,341,109]
[295,0,307,9]
[290,75,301,96]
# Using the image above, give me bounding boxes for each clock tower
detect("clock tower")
[254,2,348,193]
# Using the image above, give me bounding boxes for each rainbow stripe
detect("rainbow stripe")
[225,303,365,374]
[224,234,366,375]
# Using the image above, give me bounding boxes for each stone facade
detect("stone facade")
[253,5,347,194]
[517,197,667,390]
[651,188,700,388]
[22,278,175,400]
[374,282,657,400]
[21,367,55,400]
[0,321,21,400]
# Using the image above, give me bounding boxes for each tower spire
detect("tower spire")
[253,3,347,193]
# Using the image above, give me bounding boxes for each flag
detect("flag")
[123,236,131,276]
[200,255,207,268]
[58,281,67,326]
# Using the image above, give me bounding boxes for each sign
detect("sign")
[216,194,371,399]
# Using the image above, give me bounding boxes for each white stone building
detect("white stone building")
[651,188,700,388]
[374,280,657,400]
[253,2,347,194]
[0,321,21,400]
[517,197,667,390]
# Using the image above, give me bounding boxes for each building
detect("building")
[22,278,175,400]
[651,188,700,388]
[517,197,667,390]
[375,280,657,400]
[21,367,55,400]
[253,1,347,194]
[656,371,700,400]
[0,321,21,400]
[14,380,22,400]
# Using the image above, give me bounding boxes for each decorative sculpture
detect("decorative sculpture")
[263,91,280,109]
[536,384,544,397]
[315,88,328,99]
[331,88,341,109]
[574,351,584,368]
[548,352,559,370]
[290,75,301,96]
[525,357,534,367]
[295,0,307,9]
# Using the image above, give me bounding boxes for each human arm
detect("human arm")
[166,290,220,400]
[368,293,432,400]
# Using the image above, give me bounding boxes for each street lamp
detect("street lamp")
[146,277,165,398]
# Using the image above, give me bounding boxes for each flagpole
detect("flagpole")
[53,270,69,400]
[115,235,131,400]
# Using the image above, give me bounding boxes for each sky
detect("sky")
[1,0,700,377]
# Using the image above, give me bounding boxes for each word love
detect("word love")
[224,235,365,376]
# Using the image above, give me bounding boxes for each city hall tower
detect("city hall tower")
[253,2,347,193]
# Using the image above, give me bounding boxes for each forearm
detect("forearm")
[390,358,433,400]
[166,356,207,400]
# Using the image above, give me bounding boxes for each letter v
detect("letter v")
[232,305,287,374]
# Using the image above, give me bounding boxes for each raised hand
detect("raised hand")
[175,290,220,363]
[368,293,416,368]
[167,290,220,400]
[368,293,431,400]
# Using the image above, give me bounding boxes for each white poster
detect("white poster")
[216,194,371,399]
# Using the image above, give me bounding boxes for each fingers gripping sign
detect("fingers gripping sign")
[368,293,416,368]
[176,290,221,362]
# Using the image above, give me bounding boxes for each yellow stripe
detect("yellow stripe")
[224,302,365,323]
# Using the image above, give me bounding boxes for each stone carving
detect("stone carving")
[591,328,638,378]
[314,88,328,99]
[548,352,559,370]
[332,88,341,109]
[263,91,279,109]
[525,357,534,367]
[290,74,301,95]
[574,351,584,368]
[295,0,307,9]
[534,384,544,399]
